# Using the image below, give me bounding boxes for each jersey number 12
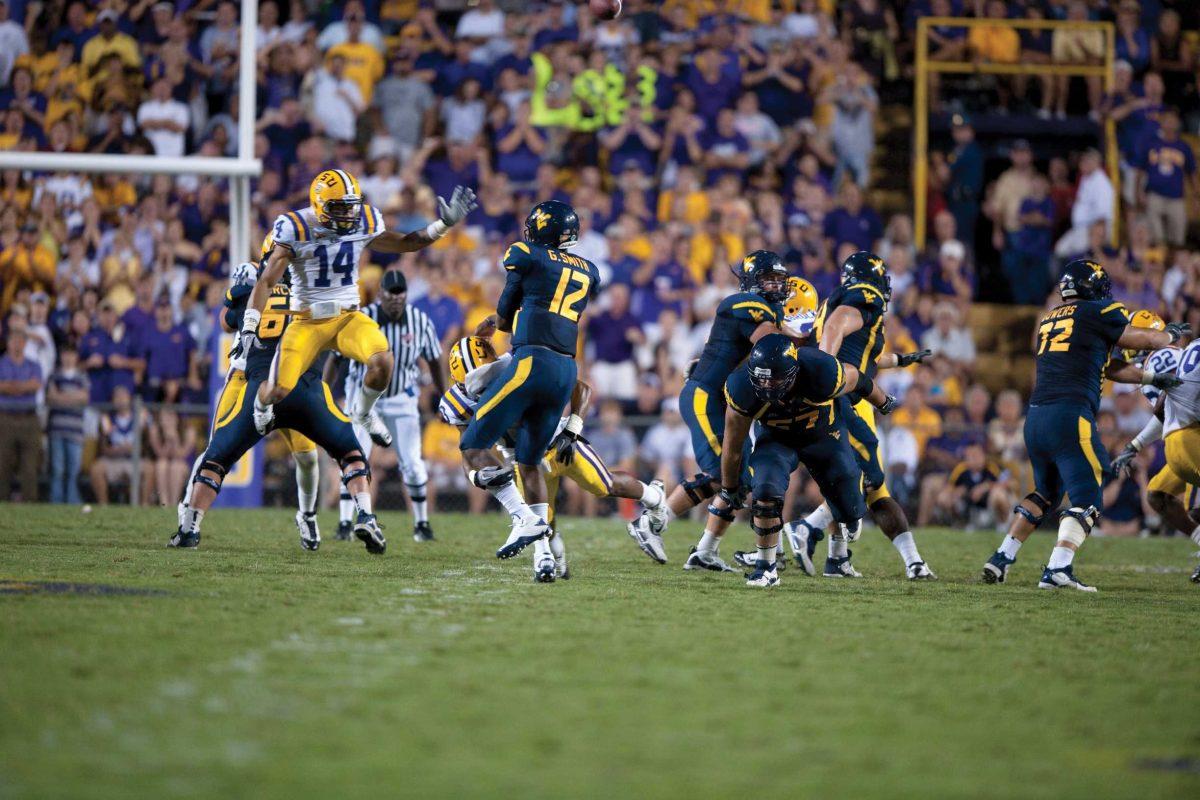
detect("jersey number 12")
[314,241,356,288]
[551,268,591,322]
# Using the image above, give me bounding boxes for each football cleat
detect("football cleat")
[335,520,353,541]
[733,548,786,571]
[534,551,557,583]
[413,521,435,542]
[496,516,549,560]
[1037,565,1097,592]
[627,513,668,564]
[353,511,387,555]
[253,401,275,435]
[1192,563,1200,584]
[683,546,735,573]
[906,561,937,581]
[744,562,780,588]
[823,552,862,578]
[784,520,823,576]
[555,556,571,580]
[354,410,393,448]
[296,511,320,551]
[644,479,670,533]
[982,551,1015,584]
[167,527,199,548]
[841,520,862,543]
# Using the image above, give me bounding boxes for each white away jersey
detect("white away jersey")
[271,204,386,311]
[1141,346,1181,403]
[1164,340,1200,436]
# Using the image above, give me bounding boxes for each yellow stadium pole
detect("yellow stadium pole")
[914,17,929,251]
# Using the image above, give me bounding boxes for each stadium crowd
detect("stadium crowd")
[1,0,1199,535]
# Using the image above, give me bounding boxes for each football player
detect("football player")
[440,327,667,581]
[981,260,1189,590]
[710,334,898,587]
[169,262,386,554]
[176,261,326,550]
[457,200,602,560]
[790,251,935,580]
[246,170,475,449]
[627,250,788,569]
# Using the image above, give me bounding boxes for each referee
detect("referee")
[338,269,445,542]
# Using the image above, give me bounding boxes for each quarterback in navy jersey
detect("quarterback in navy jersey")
[626,250,788,568]
[982,259,1189,590]
[458,200,602,561]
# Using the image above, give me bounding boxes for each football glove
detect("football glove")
[707,485,746,521]
[877,394,899,415]
[551,414,585,465]
[239,310,263,356]
[896,349,932,368]
[1149,371,1184,390]
[229,339,248,372]
[438,185,478,227]
[1166,322,1191,345]
[1111,443,1138,477]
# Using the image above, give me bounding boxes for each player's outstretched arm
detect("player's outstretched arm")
[241,246,290,353]
[818,305,864,357]
[370,186,477,253]
[1107,354,1185,390]
[839,362,899,414]
[1116,322,1190,354]
[877,349,932,370]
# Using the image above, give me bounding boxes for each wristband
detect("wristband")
[242,308,261,332]
[565,414,584,436]
[425,219,449,240]
[856,371,876,398]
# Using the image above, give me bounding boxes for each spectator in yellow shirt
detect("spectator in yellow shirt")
[891,385,943,458]
[325,17,384,104]
[657,167,710,224]
[81,10,142,77]
[1,223,56,315]
[968,0,1021,64]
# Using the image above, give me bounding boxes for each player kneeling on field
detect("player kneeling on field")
[709,334,898,587]
[440,323,667,581]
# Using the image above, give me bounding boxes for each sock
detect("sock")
[1191,525,1200,546]
[757,545,777,568]
[339,490,355,525]
[640,481,665,509]
[697,530,720,554]
[829,534,849,559]
[492,482,535,522]
[406,482,428,524]
[529,502,549,523]
[1047,545,1075,570]
[804,503,834,532]
[548,531,565,560]
[295,452,319,515]
[355,385,382,418]
[354,491,373,516]
[891,531,921,566]
[181,453,204,507]
[999,534,1023,559]
[183,506,205,534]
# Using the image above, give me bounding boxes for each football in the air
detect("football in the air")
[589,0,621,21]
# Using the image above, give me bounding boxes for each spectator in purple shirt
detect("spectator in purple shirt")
[702,109,751,187]
[1136,108,1199,246]
[685,48,741,125]
[599,108,663,177]
[493,102,545,188]
[631,234,694,324]
[121,282,157,356]
[587,283,645,402]
[823,182,883,252]
[141,300,195,402]
[0,328,43,502]
[79,302,140,404]
[414,280,464,345]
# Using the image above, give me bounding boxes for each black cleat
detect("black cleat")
[168,528,199,548]
[354,512,387,555]
[413,521,435,542]
[335,520,353,541]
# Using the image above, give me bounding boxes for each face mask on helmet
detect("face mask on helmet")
[759,270,789,302]
[322,197,362,233]
[750,365,796,402]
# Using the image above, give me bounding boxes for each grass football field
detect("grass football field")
[1,504,1199,799]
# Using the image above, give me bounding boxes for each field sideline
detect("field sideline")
[1,504,1198,799]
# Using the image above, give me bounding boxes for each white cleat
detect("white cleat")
[644,479,670,533]
[354,410,392,448]
[1037,565,1097,592]
[683,547,735,573]
[732,548,786,571]
[823,552,863,578]
[627,513,668,564]
[906,561,937,581]
[744,563,780,588]
[841,520,862,543]
[296,511,320,551]
[784,521,819,576]
[497,516,549,559]
[253,401,275,435]
[533,550,556,583]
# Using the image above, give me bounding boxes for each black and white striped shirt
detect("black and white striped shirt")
[347,303,442,398]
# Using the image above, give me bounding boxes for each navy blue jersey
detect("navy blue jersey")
[690,291,781,392]
[223,284,322,382]
[724,346,846,435]
[814,281,887,378]
[498,241,601,357]
[1029,299,1130,415]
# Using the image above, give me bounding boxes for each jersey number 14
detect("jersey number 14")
[313,241,356,288]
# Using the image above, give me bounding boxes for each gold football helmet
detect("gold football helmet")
[449,336,497,384]
[782,276,819,338]
[1123,309,1167,361]
[310,169,363,233]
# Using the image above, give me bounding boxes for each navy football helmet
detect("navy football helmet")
[1059,259,1111,301]
[841,251,892,301]
[736,250,789,303]
[747,333,801,402]
[524,200,579,249]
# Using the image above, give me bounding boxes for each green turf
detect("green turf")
[1,504,1198,799]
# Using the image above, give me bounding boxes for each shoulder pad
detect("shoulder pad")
[1099,300,1131,322]
[224,284,252,308]
[842,283,886,308]
[503,241,533,271]
[727,295,779,324]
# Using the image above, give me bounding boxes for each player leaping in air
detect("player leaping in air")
[981,260,1189,590]
[244,169,475,449]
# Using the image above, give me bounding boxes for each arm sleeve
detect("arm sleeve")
[496,267,524,323]
[222,284,251,330]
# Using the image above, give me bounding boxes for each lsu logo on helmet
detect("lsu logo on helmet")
[449,336,497,385]
[782,276,819,338]
[310,169,363,233]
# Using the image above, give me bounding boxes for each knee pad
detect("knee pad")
[405,481,427,502]
[751,497,783,536]
[1014,492,1052,527]
[1058,505,1099,547]
[340,454,371,486]
[683,473,718,504]
[201,460,228,478]
[194,461,225,494]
